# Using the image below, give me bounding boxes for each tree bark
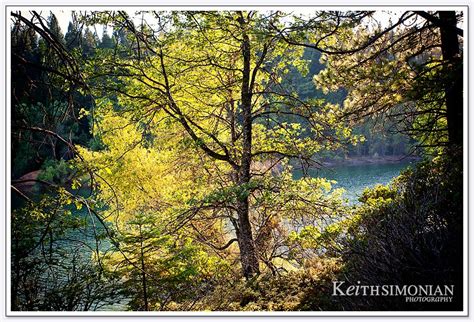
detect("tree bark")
[439,11,463,148]
[236,195,260,278]
[139,225,149,311]
[235,12,260,278]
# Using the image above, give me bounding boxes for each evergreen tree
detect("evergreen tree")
[47,13,65,44]
[65,21,81,50]
[99,29,114,49]
[82,28,98,58]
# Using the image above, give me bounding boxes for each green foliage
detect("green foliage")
[10,9,463,312]
[11,12,96,178]
[38,159,70,184]
[282,47,346,103]
[332,152,463,310]
[11,187,122,310]
[188,258,342,311]
[102,212,230,310]
[314,12,462,152]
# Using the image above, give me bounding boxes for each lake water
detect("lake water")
[293,161,416,204]
[37,159,416,311]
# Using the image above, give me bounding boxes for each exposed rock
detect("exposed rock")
[12,170,41,194]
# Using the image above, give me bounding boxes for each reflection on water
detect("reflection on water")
[293,161,416,204]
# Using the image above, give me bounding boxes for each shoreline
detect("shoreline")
[320,155,421,168]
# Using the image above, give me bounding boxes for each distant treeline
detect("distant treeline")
[281,48,415,160]
[12,15,122,178]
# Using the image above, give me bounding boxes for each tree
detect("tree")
[9,8,465,311]
[76,105,233,309]
[99,29,114,49]
[84,10,357,278]
[65,21,81,50]
[46,13,64,42]
[11,11,89,177]
[81,28,98,58]
[286,10,464,150]
[10,11,116,311]
[437,11,463,148]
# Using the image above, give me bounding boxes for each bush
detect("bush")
[332,151,463,310]
[38,159,70,184]
[190,257,342,311]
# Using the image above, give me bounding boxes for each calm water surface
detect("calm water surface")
[294,161,416,203]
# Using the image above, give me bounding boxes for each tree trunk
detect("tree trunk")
[236,195,260,278]
[139,225,149,311]
[439,11,463,148]
[235,12,260,278]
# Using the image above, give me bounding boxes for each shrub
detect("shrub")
[333,151,463,310]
